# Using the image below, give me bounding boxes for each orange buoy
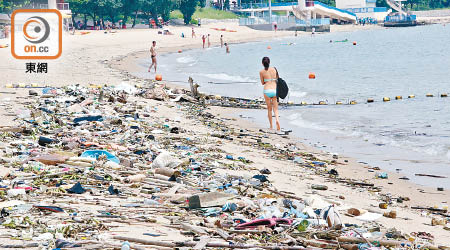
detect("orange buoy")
[267,46,271,49]
[155,74,163,81]
[178,50,182,53]
[308,73,316,79]
[353,42,357,45]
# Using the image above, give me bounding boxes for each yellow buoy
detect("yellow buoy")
[426,93,434,97]
[319,101,326,105]
[301,101,307,105]
[408,95,415,98]
[441,93,448,97]
[336,101,343,105]
[31,83,38,87]
[383,97,390,102]
[395,96,402,100]
[367,98,374,103]
[350,100,357,105]
[288,101,294,104]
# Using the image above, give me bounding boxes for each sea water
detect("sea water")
[134,24,450,188]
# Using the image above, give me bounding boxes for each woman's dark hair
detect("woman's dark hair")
[262,57,270,70]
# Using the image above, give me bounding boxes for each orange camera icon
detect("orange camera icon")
[11,9,62,60]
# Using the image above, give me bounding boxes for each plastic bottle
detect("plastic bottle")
[297,219,309,232]
[144,198,160,205]
[249,179,261,187]
[121,241,130,250]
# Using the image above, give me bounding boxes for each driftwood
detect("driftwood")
[189,77,200,98]
[302,239,338,249]
[113,235,320,249]
[346,181,374,187]
[19,170,75,180]
[337,237,440,250]
[268,188,304,201]
[411,206,448,213]
[216,229,232,240]
[194,237,211,249]
[180,223,209,235]
[0,243,39,248]
[415,173,447,178]
[229,229,267,234]
[155,167,181,177]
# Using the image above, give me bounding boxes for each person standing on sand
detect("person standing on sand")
[259,57,280,131]
[192,27,196,38]
[148,41,157,72]
[224,43,230,53]
[202,35,206,49]
[207,34,211,47]
[220,35,224,47]
[4,25,10,38]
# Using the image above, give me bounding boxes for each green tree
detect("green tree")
[96,0,123,23]
[224,0,230,10]
[0,0,31,16]
[179,0,197,24]
[121,0,142,27]
[66,0,92,29]
[376,0,388,8]
[141,0,174,26]
[198,0,206,8]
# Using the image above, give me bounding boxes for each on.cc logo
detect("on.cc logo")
[11,9,62,60]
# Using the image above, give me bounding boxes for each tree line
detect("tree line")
[377,0,450,10]
[66,0,205,27]
[0,0,204,25]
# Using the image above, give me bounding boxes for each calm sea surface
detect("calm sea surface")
[134,24,450,188]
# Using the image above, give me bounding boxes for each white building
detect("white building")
[336,0,376,9]
[336,0,389,21]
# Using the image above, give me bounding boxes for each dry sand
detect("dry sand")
[0,22,449,246]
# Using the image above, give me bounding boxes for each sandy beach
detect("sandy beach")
[0,22,449,247]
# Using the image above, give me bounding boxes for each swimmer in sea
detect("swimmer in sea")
[148,41,157,72]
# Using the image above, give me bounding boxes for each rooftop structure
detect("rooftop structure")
[336,0,389,21]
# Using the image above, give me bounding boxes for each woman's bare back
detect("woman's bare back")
[259,67,277,90]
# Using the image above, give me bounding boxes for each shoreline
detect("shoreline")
[1,22,449,245]
[108,23,450,239]
[110,23,448,191]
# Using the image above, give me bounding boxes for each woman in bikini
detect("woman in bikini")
[259,57,280,131]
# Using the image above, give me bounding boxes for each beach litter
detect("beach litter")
[0,82,447,249]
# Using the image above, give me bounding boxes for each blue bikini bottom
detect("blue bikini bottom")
[263,89,276,98]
